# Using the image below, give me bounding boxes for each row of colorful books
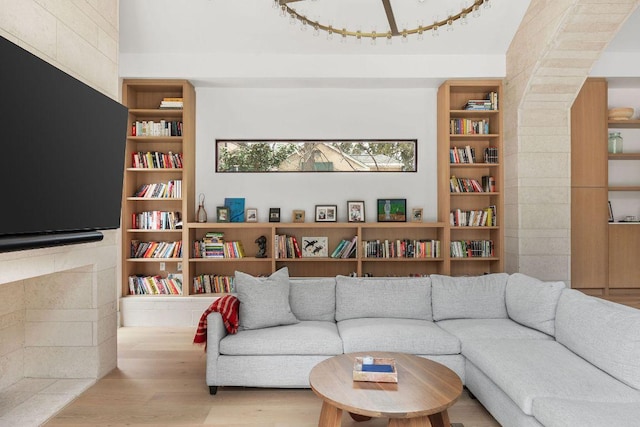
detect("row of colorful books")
[133,180,182,198]
[331,236,358,258]
[362,239,441,259]
[450,118,491,134]
[463,91,498,110]
[131,211,181,230]
[450,146,476,163]
[274,234,302,258]
[450,240,494,258]
[192,274,234,294]
[131,120,182,137]
[128,274,183,295]
[130,240,182,258]
[132,151,183,169]
[450,205,496,227]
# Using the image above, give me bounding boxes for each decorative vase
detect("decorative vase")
[608,132,623,153]
[197,193,208,223]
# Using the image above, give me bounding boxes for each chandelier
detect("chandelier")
[275,0,490,43]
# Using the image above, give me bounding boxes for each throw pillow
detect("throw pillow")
[505,273,565,336]
[431,273,509,321]
[235,267,298,330]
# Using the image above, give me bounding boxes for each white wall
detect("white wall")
[195,87,438,223]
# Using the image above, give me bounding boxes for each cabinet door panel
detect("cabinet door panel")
[571,187,608,288]
[609,224,640,288]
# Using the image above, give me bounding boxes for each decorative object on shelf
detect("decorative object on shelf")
[245,208,258,222]
[273,0,490,43]
[411,208,424,223]
[609,201,614,223]
[224,198,246,222]
[608,107,634,120]
[377,199,407,222]
[608,132,623,153]
[197,193,208,223]
[216,206,230,223]
[302,236,328,257]
[315,205,337,222]
[293,210,305,223]
[255,235,267,258]
[269,208,281,222]
[347,201,365,222]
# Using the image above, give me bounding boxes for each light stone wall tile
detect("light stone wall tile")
[0,323,24,357]
[25,322,93,347]
[518,186,570,204]
[41,378,94,395]
[0,255,55,286]
[520,109,569,128]
[0,282,24,317]
[36,0,98,47]
[24,347,97,378]
[518,254,570,282]
[96,312,117,346]
[520,237,570,256]
[0,0,57,59]
[24,271,93,310]
[520,203,571,230]
[54,243,116,273]
[97,335,117,378]
[97,26,117,62]
[519,134,570,153]
[0,392,74,427]
[517,153,570,178]
[0,350,24,390]
[96,268,117,307]
[25,309,97,323]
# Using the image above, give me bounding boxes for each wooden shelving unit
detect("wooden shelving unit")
[121,79,196,297]
[437,80,504,276]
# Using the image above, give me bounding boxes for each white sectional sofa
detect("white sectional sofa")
[205,268,640,426]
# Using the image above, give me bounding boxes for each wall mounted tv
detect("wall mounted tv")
[0,36,128,252]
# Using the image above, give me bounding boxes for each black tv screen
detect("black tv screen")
[0,36,128,251]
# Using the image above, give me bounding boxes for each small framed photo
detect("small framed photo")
[377,199,407,222]
[216,206,230,223]
[269,208,281,223]
[315,205,337,222]
[411,207,423,223]
[245,208,258,223]
[301,236,328,257]
[292,210,305,223]
[347,201,365,222]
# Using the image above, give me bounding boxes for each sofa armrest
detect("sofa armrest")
[205,312,228,388]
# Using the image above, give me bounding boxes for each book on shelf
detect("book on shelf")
[131,151,183,169]
[274,234,302,258]
[131,211,181,230]
[193,232,245,259]
[330,236,358,258]
[483,147,498,163]
[133,180,182,198]
[450,146,476,164]
[449,205,497,227]
[450,240,494,258]
[128,273,183,295]
[450,176,484,193]
[481,176,496,192]
[192,274,235,294]
[462,91,498,111]
[130,240,182,258]
[159,97,184,109]
[131,120,182,137]
[362,239,441,259]
[450,118,490,135]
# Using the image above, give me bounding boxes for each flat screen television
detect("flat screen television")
[0,36,128,252]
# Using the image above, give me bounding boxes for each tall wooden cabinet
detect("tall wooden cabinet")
[121,79,196,296]
[571,78,640,308]
[437,80,504,276]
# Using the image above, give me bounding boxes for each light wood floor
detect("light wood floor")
[45,327,500,427]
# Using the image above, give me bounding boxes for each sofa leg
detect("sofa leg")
[209,386,218,395]
[465,387,476,400]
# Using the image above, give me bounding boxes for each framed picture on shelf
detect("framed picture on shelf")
[301,236,328,257]
[293,210,305,223]
[245,208,258,222]
[377,199,407,222]
[347,201,365,222]
[269,208,281,223]
[411,207,423,223]
[224,197,245,222]
[315,205,337,222]
[608,201,614,223]
[216,206,230,223]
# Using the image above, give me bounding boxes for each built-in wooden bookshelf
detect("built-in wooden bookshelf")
[571,78,640,308]
[121,79,196,297]
[437,80,504,276]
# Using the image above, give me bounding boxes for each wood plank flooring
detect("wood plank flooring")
[44,327,500,427]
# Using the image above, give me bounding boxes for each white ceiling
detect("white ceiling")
[119,1,640,86]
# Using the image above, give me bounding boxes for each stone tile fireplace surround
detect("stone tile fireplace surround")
[0,230,118,426]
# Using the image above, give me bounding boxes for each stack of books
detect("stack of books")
[159,97,183,109]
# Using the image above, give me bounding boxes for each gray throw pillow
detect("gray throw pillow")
[506,273,565,336]
[235,267,298,330]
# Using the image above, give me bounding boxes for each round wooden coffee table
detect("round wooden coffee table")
[309,352,462,427]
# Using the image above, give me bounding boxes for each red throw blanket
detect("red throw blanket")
[193,295,239,347]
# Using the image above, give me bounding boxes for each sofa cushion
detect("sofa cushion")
[506,273,565,336]
[463,339,640,415]
[532,398,640,427]
[555,289,640,390]
[431,273,508,321]
[289,277,336,321]
[235,267,298,331]
[335,275,432,321]
[437,318,553,344]
[337,317,460,355]
[220,321,342,356]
